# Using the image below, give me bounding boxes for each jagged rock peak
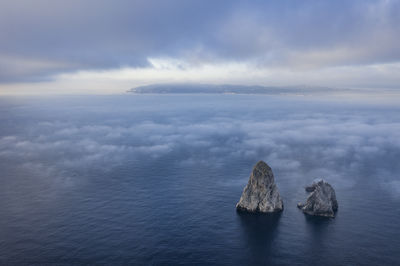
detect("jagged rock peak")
[236,161,283,213]
[297,180,338,217]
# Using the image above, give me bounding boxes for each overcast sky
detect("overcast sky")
[1,0,400,94]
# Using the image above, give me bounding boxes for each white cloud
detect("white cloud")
[1,100,399,197]
[2,59,400,95]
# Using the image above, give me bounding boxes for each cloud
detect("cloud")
[1,95,399,195]
[0,0,400,91]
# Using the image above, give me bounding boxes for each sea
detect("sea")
[0,93,399,265]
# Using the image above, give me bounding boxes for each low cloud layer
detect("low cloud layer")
[0,95,399,196]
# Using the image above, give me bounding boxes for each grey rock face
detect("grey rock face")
[236,161,283,213]
[297,180,338,217]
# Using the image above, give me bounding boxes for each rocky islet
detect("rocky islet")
[237,161,338,218]
[236,161,284,213]
[297,180,338,217]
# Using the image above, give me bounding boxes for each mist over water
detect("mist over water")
[0,94,399,265]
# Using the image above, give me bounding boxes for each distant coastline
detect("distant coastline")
[127,83,351,95]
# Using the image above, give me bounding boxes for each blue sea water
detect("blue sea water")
[0,94,399,265]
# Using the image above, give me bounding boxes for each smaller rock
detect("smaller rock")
[298,180,338,217]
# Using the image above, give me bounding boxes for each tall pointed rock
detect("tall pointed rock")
[236,161,284,213]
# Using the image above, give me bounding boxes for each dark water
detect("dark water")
[0,94,399,265]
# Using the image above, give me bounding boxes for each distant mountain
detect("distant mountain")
[128,83,345,95]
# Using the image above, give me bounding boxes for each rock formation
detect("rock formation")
[297,180,338,217]
[236,161,284,213]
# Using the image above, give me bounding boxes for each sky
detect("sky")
[0,0,400,94]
